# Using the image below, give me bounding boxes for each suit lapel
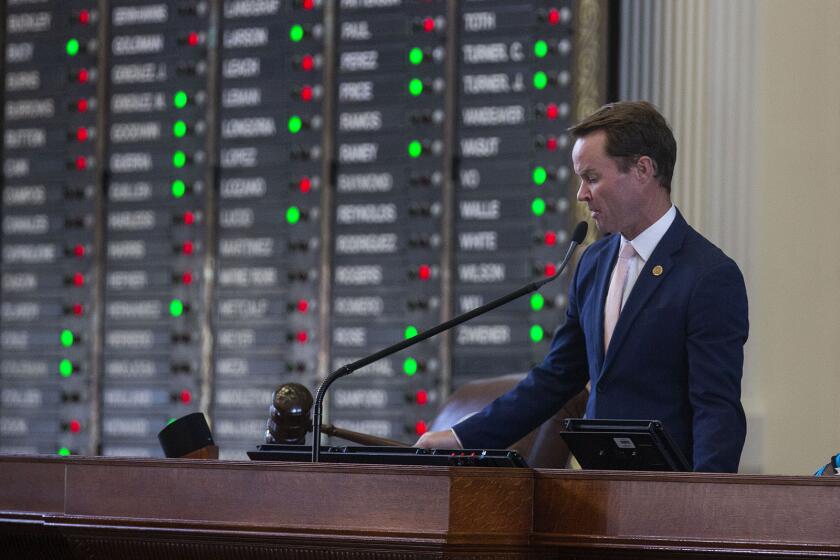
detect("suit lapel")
[600,212,689,377]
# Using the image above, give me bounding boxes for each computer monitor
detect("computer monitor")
[559,419,691,471]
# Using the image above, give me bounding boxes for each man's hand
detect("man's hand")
[414,429,462,449]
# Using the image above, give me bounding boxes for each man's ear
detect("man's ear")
[634,155,657,183]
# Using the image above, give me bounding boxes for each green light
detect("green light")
[530,293,545,311]
[59,359,74,378]
[169,299,184,317]
[408,140,423,158]
[173,90,188,108]
[404,326,418,339]
[285,206,301,224]
[167,418,177,426]
[530,325,545,343]
[57,447,71,457]
[533,71,548,90]
[290,24,304,42]
[534,40,549,58]
[532,166,548,185]
[288,115,303,134]
[60,330,74,348]
[403,358,418,376]
[531,197,547,216]
[173,150,186,168]
[173,120,187,138]
[409,47,424,65]
[65,38,80,56]
[409,78,424,96]
[171,180,186,198]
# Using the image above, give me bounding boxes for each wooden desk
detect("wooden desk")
[1,455,839,559]
[534,470,840,558]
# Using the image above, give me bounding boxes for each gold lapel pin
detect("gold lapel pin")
[652,265,664,277]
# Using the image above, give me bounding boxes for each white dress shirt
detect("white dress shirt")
[611,205,676,311]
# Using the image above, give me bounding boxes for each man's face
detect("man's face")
[573,131,644,237]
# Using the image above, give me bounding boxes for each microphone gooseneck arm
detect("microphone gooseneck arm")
[311,221,589,462]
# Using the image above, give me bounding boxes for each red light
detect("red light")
[183,211,195,225]
[296,330,308,343]
[546,136,558,151]
[544,231,557,246]
[544,263,557,277]
[69,420,81,433]
[188,32,199,46]
[76,127,88,142]
[415,421,428,436]
[73,272,84,286]
[78,10,90,24]
[72,304,84,316]
[77,98,88,112]
[73,244,85,257]
[179,390,192,404]
[299,177,312,193]
[418,264,431,281]
[416,390,428,405]
[182,271,193,284]
[300,85,313,101]
[548,8,560,25]
[182,241,194,255]
[301,55,314,71]
[423,17,435,32]
[302,0,314,9]
[546,103,559,120]
[75,156,87,170]
[297,299,309,313]
[77,68,89,83]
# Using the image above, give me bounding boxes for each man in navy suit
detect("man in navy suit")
[416,101,748,473]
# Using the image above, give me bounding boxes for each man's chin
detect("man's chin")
[591,219,616,235]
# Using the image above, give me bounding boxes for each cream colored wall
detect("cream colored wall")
[751,0,840,474]
[619,0,840,474]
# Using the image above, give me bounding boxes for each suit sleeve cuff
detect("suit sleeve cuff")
[450,428,464,449]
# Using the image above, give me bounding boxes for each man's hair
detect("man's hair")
[568,101,677,191]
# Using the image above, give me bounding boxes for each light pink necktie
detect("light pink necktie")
[603,243,637,351]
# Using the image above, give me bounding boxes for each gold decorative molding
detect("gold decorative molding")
[573,0,609,241]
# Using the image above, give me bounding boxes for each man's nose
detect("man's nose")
[577,182,589,202]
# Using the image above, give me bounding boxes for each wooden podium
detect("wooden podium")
[2,455,840,559]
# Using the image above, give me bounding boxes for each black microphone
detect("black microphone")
[311,220,589,461]
[535,220,588,288]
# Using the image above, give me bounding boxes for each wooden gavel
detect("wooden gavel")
[266,383,408,447]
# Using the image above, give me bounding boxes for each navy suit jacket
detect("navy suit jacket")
[454,211,748,472]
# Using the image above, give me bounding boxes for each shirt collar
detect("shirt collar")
[619,205,676,262]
